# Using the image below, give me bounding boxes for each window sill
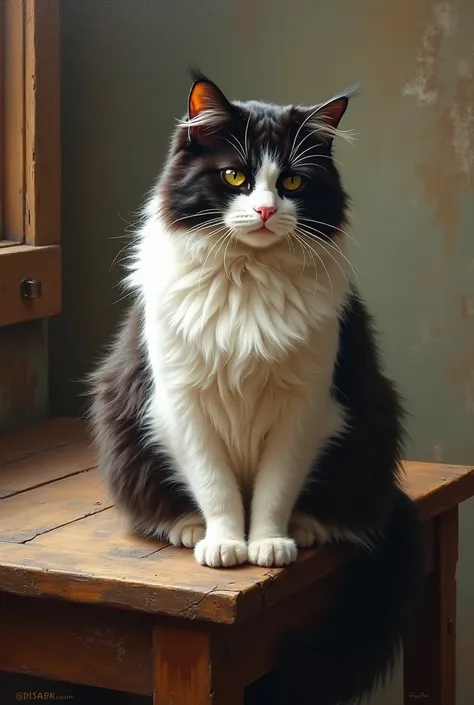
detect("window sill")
[0,244,61,327]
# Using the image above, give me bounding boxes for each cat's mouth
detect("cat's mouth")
[248,226,274,236]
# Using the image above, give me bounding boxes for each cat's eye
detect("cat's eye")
[281,174,303,191]
[222,169,247,187]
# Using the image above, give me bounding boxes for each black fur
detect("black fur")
[273,290,425,705]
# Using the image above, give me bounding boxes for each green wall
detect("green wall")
[0,321,48,431]
[28,0,474,701]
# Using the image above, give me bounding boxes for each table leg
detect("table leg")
[153,622,244,705]
[403,508,458,705]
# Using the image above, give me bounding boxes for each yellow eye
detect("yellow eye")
[222,169,247,187]
[282,174,303,191]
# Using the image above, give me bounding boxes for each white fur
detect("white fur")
[126,156,358,568]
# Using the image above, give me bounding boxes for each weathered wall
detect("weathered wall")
[50,1,473,702]
[0,321,48,432]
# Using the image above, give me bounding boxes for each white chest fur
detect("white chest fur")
[128,213,348,479]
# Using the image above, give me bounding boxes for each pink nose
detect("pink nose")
[254,205,277,222]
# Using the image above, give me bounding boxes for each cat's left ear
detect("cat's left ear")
[185,72,235,140]
[301,84,360,142]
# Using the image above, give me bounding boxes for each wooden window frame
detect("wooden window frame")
[0,0,61,327]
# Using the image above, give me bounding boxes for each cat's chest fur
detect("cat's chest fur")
[141,240,347,475]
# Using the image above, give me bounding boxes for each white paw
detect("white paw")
[248,537,297,567]
[194,538,248,568]
[289,512,327,548]
[168,513,206,548]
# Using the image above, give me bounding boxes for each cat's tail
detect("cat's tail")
[275,488,425,705]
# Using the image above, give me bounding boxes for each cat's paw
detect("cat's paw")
[194,538,248,568]
[289,512,327,548]
[168,513,206,548]
[248,537,297,567]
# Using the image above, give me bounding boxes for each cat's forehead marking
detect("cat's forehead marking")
[254,152,281,189]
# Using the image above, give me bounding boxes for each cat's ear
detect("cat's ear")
[300,84,360,143]
[185,71,234,140]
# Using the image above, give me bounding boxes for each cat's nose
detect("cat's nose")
[254,206,277,222]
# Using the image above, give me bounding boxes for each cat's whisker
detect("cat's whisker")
[298,217,361,249]
[173,219,224,248]
[294,230,334,298]
[297,227,360,283]
[244,111,252,161]
[290,141,325,165]
[168,209,223,228]
[289,113,326,161]
[220,135,246,163]
[296,227,354,288]
[292,231,319,292]
[222,230,236,281]
[197,228,231,294]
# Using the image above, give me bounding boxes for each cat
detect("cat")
[89,71,424,705]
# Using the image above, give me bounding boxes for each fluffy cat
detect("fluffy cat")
[90,71,424,705]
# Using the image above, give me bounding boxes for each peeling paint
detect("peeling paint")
[461,294,474,318]
[446,349,474,415]
[432,443,444,462]
[402,2,457,106]
[421,324,443,343]
[403,21,442,106]
[450,79,474,177]
[415,65,474,256]
[433,2,457,37]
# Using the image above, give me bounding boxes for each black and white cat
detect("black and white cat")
[90,72,424,705]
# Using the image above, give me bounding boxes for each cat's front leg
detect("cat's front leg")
[169,412,247,569]
[248,397,344,567]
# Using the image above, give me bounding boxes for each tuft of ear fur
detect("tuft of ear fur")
[177,69,235,139]
[300,83,361,144]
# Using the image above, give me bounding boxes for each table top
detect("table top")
[0,418,473,624]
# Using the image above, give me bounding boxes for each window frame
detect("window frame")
[0,0,61,327]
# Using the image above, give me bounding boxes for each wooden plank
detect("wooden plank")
[0,593,153,695]
[401,461,474,521]
[33,507,170,560]
[0,417,89,465]
[0,440,96,499]
[0,468,111,542]
[24,0,60,246]
[0,540,259,624]
[0,244,61,326]
[2,0,25,241]
[0,0,3,238]
[403,508,458,705]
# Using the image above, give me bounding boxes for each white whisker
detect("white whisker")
[297,226,357,286]
[292,231,319,294]
[298,217,360,249]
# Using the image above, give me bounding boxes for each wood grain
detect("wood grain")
[0,244,61,326]
[0,593,153,695]
[0,440,97,499]
[2,0,25,241]
[24,0,60,246]
[153,624,244,705]
[0,416,89,465]
[0,419,472,626]
[403,507,458,705]
[0,468,111,542]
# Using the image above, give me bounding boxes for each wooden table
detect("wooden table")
[0,418,473,705]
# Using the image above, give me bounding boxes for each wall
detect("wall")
[0,321,48,432]
[50,1,474,702]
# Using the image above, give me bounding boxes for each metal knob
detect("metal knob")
[21,279,42,299]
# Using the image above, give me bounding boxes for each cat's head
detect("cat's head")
[158,71,357,251]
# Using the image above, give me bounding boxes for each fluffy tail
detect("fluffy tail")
[275,489,425,705]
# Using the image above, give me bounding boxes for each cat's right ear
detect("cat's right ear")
[185,74,234,140]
